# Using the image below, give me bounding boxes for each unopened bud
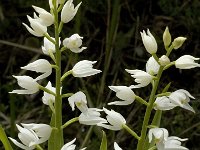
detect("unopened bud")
[159,55,170,66]
[163,27,171,47]
[172,37,187,49]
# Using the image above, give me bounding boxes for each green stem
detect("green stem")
[58,22,64,34]
[53,0,63,148]
[62,93,74,98]
[135,96,149,106]
[61,70,72,81]
[156,92,171,97]
[61,117,79,129]
[38,85,56,96]
[122,124,140,140]
[60,46,67,52]
[36,145,43,150]
[0,125,13,150]
[136,66,164,150]
[48,50,56,63]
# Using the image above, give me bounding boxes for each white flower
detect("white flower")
[21,123,52,145]
[22,15,47,37]
[172,37,187,49]
[10,76,39,94]
[175,55,200,69]
[154,96,176,111]
[97,108,126,131]
[21,59,52,81]
[163,26,171,47]
[79,108,107,125]
[108,86,136,105]
[162,136,188,150]
[32,5,54,26]
[61,0,82,23]
[61,138,76,150]
[169,89,195,113]
[63,34,87,53]
[42,81,55,105]
[49,0,62,9]
[148,128,169,144]
[9,124,51,150]
[159,55,170,66]
[114,142,122,150]
[140,29,158,54]
[72,60,101,77]
[42,37,61,55]
[125,69,154,88]
[146,56,160,75]
[68,91,88,113]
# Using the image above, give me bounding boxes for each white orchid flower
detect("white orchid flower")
[97,108,126,131]
[79,108,107,125]
[22,15,47,37]
[42,37,61,55]
[148,128,169,145]
[32,5,54,26]
[154,96,176,111]
[169,89,195,113]
[61,0,82,23]
[63,34,87,53]
[21,59,52,81]
[159,55,170,66]
[163,26,171,47]
[108,86,136,105]
[125,69,154,88]
[42,81,56,105]
[140,29,157,54]
[68,91,88,113]
[114,142,123,150]
[175,55,200,69]
[61,138,76,150]
[21,123,52,145]
[146,56,160,75]
[72,60,101,77]
[162,136,188,150]
[10,76,39,94]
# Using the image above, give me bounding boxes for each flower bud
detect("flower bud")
[163,26,171,47]
[159,55,170,66]
[61,0,82,23]
[140,29,158,54]
[172,37,187,49]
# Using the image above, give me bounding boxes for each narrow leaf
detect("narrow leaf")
[100,130,107,150]
[0,125,13,150]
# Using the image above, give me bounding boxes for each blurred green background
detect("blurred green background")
[0,0,200,149]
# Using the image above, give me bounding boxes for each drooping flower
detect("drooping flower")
[10,76,39,94]
[22,16,47,37]
[32,5,54,26]
[21,123,52,145]
[163,26,171,47]
[68,91,88,113]
[72,60,101,77]
[140,29,158,54]
[79,108,107,125]
[114,142,123,150]
[169,89,195,113]
[63,34,87,53]
[172,37,187,49]
[9,124,51,150]
[108,86,136,105]
[154,96,176,111]
[146,56,160,75]
[21,59,52,81]
[42,81,56,105]
[125,69,154,88]
[97,108,126,131]
[61,0,82,23]
[42,37,60,55]
[175,55,200,69]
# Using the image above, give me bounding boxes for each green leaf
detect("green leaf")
[0,125,13,150]
[162,82,171,93]
[100,130,107,150]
